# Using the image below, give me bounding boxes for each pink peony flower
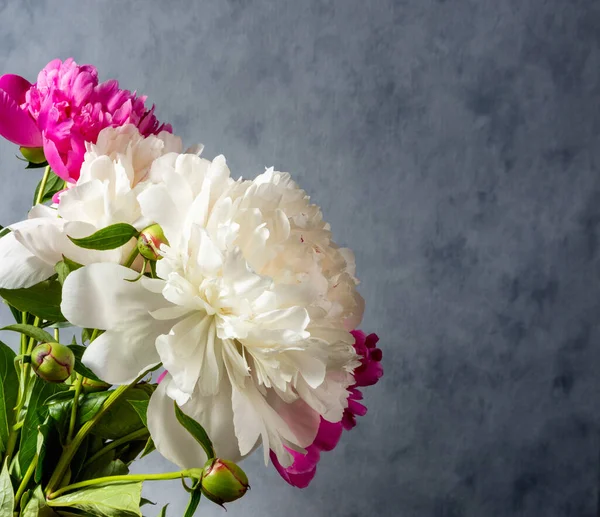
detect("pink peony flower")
[271,331,382,488]
[0,58,171,182]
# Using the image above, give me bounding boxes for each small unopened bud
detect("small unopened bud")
[81,377,111,393]
[31,343,75,383]
[137,224,169,261]
[201,458,249,506]
[20,146,46,164]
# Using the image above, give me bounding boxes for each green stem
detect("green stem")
[35,165,51,205]
[45,364,160,496]
[48,468,202,500]
[19,313,27,355]
[123,246,140,268]
[13,455,37,508]
[83,428,149,467]
[53,327,59,341]
[4,316,41,463]
[89,328,100,343]
[66,374,83,444]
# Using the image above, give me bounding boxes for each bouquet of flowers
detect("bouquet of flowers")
[0,59,383,516]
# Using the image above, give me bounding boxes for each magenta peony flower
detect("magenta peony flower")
[0,58,171,182]
[271,331,383,488]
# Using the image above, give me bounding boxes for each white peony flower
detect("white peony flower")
[61,155,364,469]
[0,125,182,289]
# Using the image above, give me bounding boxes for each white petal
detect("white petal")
[82,329,161,385]
[0,231,54,289]
[231,380,299,466]
[61,263,170,330]
[147,375,241,469]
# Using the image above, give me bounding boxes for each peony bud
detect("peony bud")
[201,458,249,506]
[19,146,46,164]
[81,377,111,393]
[137,224,169,261]
[31,342,75,383]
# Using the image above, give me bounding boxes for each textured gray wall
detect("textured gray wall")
[0,1,599,516]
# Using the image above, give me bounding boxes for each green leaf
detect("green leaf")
[19,378,68,470]
[157,505,169,517]
[36,418,54,483]
[6,302,23,323]
[140,498,155,507]
[183,490,201,517]
[174,402,215,459]
[0,341,18,456]
[0,279,66,322]
[55,257,83,285]
[46,387,150,441]
[48,481,143,517]
[128,400,148,427]
[22,486,60,516]
[68,345,103,382]
[93,388,151,440]
[68,223,139,251]
[80,451,129,481]
[33,171,64,205]
[0,226,10,239]
[2,323,55,345]
[0,459,14,515]
[140,436,155,458]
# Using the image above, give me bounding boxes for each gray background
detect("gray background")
[0,1,599,516]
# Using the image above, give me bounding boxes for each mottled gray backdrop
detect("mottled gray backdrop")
[0,1,599,516]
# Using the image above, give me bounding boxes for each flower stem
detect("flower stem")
[123,246,140,268]
[48,468,203,500]
[13,454,37,508]
[4,316,41,463]
[66,374,83,444]
[45,364,160,496]
[83,428,149,467]
[35,165,51,205]
[19,312,27,355]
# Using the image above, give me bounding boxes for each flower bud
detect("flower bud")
[19,146,46,164]
[81,377,111,393]
[137,224,169,261]
[31,343,75,383]
[201,458,249,506]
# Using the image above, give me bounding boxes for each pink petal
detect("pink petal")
[42,134,70,181]
[0,74,31,104]
[270,450,318,489]
[286,466,317,489]
[313,419,343,452]
[0,90,42,146]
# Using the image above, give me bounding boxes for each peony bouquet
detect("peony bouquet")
[0,59,382,516]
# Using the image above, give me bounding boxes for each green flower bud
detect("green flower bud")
[81,377,111,393]
[137,224,169,261]
[31,342,75,383]
[19,146,46,164]
[201,458,249,506]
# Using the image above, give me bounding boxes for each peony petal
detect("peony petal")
[147,375,241,469]
[61,262,171,330]
[82,328,161,385]
[0,90,42,146]
[0,230,54,289]
[0,74,31,104]
[42,135,71,181]
[62,265,175,384]
[155,313,207,399]
[14,219,120,269]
